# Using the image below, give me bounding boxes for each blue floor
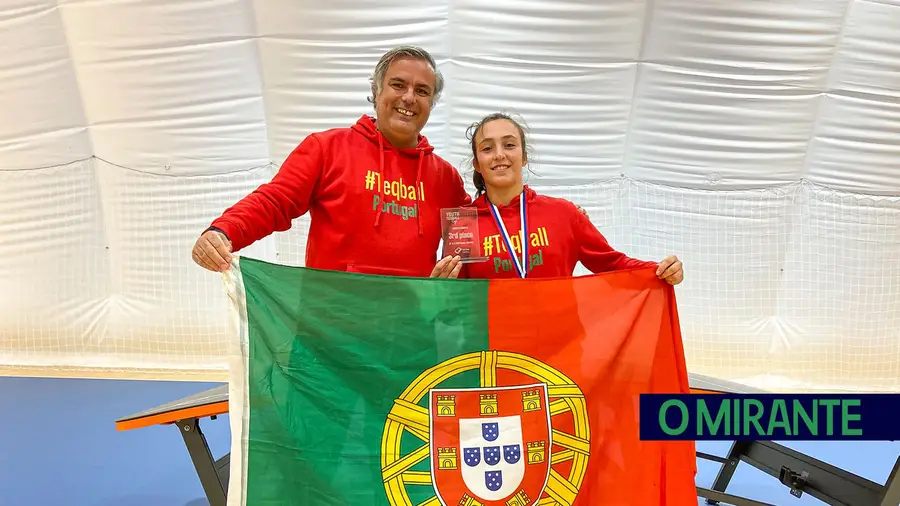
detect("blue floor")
[0,376,896,506]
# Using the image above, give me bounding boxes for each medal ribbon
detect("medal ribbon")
[488,191,528,278]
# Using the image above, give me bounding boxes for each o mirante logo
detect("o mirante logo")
[638,394,900,441]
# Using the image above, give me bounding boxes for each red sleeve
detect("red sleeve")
[572,202,658,273]
[210,134,324,252]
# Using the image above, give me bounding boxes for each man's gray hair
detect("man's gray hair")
[368,45,444,108]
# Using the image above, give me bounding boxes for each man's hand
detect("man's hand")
[430,255,462,279]
[192,229,233,272]
[656,255,683,285]
[576,204,589,218]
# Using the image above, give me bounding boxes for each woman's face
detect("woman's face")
[474,119,526,191]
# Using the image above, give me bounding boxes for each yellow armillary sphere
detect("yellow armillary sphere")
[380,350,591,506]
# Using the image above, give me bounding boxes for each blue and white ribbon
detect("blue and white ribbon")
[488,191,528,278]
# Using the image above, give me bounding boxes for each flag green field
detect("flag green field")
[223,256,696,506]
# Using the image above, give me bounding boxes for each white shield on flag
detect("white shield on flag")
[459,416,525,500]
[429,383,553,506]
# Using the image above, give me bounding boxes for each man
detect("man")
[192,45,470,277]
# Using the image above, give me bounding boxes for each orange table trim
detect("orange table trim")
[116,401,229,432]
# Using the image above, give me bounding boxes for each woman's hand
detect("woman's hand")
[430,255,462,279]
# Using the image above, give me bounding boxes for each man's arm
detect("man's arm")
[192,134,324,271]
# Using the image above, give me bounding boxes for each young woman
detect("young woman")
[432,112,684,283]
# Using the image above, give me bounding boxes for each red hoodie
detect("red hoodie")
[209,115,471,277]
[460,186,657,279]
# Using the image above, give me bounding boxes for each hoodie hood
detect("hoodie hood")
[473,185,537,215]
[351,115,433,235]
[351,114,435,155]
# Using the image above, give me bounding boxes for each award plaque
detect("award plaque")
[440,207,488,263]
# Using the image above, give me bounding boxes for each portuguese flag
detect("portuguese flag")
[223,256,696,506]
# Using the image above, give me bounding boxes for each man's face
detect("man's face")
[374,57,436,148]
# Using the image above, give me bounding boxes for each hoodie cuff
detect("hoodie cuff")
[204,226,230,242]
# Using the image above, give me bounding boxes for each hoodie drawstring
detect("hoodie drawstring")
[374,134,385,227]
[373,134,426,237]
[415,149,424,236]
